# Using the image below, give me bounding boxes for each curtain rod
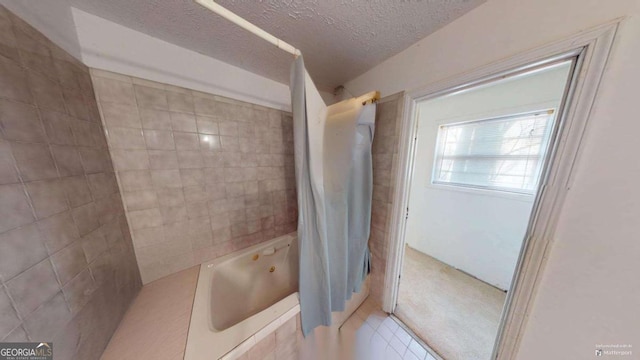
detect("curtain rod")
[357,91,381,105]
[195,0,380,105]
[195,0,300,57]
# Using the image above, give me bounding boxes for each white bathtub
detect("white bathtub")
[185,232,369,360]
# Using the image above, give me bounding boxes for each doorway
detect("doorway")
[395,59,575,359]
[380,21,618,360]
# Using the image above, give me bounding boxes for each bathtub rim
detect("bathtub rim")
[203,232,297,275]
[208,233,298,332]
[185,232,299,360]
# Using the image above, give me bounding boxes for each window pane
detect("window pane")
[432,111,555,193]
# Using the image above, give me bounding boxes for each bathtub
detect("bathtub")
[185,232,369,360]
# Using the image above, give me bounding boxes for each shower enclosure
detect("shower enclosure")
[291,57,377,335]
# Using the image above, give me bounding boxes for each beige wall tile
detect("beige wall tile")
[144,129,174,150]
[111,149,150,170]
[156,188,185,208]
[160,205,187,224]
[119,170,153,191]
[0,288,21,337]
[199,134,221,151]
[37,211,80,254]
[186,202,209,220]
[50,145,82,176]
[0,224,48,281]
[170,112,197,133]
[140,108,171,130]
[0,7,140,356]
[218,121,238,136]
[124,190,158,211]
[6,258,60,317]
[50,240,87,285]
[90,69,296,285]
[148,150,179,170]
[207,184,226,201]
[179,168,204,186]
[132,226,164,248]
[52,60,80,90]
[0,56,31,103]
[62,176,92,207]
[26,179,69,219]
[128,208,163,230]
[78,147,110,174]
[150,169,182,188]
[167,91,194,113]
[196,116,219,134]
[101,102,141,129]
[27,71,66,112]
[93,77,136,106]
[177,150,203,169]
[21,293,72,343]
[183,185,207,204]
[87,173,118,200]
[134,85,168,110]
[0,139,19,185]
[61,269,96,314]
[193,96,217,116]
[68,118,93,146]
[219,135,239,152]
[108,126,146,149]
[80,229,107,263]
[71,203,100,236]
[173,132,199,150]
[0,99,46,143]
[0,183,34,233]
[16,42,54,77]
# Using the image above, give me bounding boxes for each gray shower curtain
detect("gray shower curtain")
[291,57,375,336]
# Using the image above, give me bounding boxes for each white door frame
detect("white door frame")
[382,20,619,359]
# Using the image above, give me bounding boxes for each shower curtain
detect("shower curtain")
[291,57,375,336]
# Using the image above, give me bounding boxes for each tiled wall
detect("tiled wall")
[369,93,404,304]
[239,314,301,360]
[0,5,141,360]
[90,70,298,283]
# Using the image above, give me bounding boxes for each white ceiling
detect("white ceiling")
[68,0,484,92]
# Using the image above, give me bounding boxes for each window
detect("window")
[432,110,556,194]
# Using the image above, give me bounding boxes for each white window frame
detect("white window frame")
[430,110,557,195]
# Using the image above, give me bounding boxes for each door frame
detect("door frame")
[382,20,619,359]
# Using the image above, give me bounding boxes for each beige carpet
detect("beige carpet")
[395,247,507,360]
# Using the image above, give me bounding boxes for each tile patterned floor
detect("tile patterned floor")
[355,312,437,360]
[299,298,438,360]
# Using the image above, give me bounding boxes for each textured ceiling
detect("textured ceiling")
[69,0,485,91]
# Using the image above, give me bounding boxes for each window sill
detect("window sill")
[425,183,536,202]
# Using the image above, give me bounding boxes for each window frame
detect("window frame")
[430,109,557,195]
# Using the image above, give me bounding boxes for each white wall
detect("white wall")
[345,0,640,357]
[0,0,81,60]
[406,64,570,290]
[71,8,292,111]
